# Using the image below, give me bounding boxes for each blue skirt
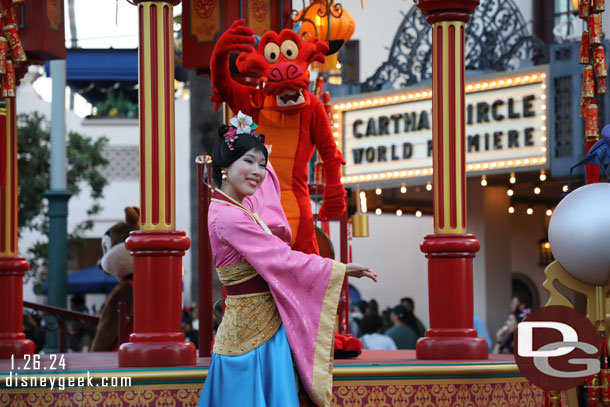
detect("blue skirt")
[198,324,299,407]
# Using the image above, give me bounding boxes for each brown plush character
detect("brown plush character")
[90,207,140,352]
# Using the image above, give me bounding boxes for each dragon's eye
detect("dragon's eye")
[263,42,280,63]
[280,40,298,61]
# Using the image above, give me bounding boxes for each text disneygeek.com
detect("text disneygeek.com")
[4,372,132,390]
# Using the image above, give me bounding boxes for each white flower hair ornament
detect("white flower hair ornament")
[230,110,255,134]
[223,111,261,150]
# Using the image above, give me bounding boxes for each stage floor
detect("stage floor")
[0,351,545,406]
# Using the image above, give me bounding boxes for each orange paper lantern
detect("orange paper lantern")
[293,0,355,71]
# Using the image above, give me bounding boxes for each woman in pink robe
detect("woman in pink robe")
[198,117,376,407]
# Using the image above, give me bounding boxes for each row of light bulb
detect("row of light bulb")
[373,208,423,217]
[507,206,553,216]
[375,182,432,196]
[481,170,547,187]
[333,73,546,112]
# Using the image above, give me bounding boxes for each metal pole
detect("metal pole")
[45,60,72,353]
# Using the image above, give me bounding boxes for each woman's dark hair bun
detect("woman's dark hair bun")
[211,123,268,187]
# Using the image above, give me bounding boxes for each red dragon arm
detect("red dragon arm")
[310,97,347,219]
[209,19,259,114]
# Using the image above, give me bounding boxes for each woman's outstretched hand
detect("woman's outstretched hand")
[346,263,378,282]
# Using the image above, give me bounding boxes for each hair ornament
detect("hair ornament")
[224,111,261,150]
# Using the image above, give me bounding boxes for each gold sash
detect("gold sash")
[213,261,281,356]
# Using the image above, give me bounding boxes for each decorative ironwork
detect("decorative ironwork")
[362,0,549,91]
[292,0,345,41]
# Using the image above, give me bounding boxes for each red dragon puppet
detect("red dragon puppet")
[210,19,346,255]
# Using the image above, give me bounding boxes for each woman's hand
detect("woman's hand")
[346,263,377,282]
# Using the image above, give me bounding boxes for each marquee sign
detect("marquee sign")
[332,69,549,184]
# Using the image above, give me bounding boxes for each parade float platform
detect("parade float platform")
[0,350,544,406]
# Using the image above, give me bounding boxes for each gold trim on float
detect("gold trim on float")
[0,362,523,387]
[332,363,521,378]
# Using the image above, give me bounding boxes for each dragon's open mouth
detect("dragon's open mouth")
[276,88,305,107]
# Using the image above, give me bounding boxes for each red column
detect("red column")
[0,98,35,358]
[118,0,196,367]
[415,0,488,360]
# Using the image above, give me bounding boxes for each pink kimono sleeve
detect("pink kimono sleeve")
[216,210,345,407]
[245,161,292,244]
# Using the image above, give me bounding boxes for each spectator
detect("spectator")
[359,314,397,350]
[385,305,418,349]
[349,300,367,338]
[367,299,379,316]
[492,311,523,354]
[400,297,426,338]
[380,307,392,332]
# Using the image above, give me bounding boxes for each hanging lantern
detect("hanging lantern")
[593,45,607,78]
[586,103,599,141]
[589,13,602,45]
[597,76,607,94]
[581,94,591,117]
[593,0,605,12]
[292,0,355,72]
[19,0,65,61]
[538,236,554,267]
[181,0,293,70]
[579,31,590,64]
[583,65,595,99]
[351,185,369,237]
[2,59,15,97]
[579,0,591,19]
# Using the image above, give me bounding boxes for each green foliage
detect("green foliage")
[17,112,109,283]
[94,88,138,118]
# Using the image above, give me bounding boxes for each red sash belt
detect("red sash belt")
[224,274,270,296]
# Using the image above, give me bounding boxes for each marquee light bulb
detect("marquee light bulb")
[534,186,541,195]
[375,208,382,215]
[539,170,546,181]
[546,208,553,217]
[481,175,487,187]
[526,207,534,215]
[509,172,516,184]
[415,210,422,217]
[396,209,403,216]
[508,206,515,214]
[562,184,569,193]
[375,187,382,195]
[426,182,432,191]
[507,187,514,197]
[400,184,407,193]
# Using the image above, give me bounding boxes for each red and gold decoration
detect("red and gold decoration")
[414,0,488,360]
[118,0,196,368]
[0,353,545,406]
[292,0,355,72]
[181,0,292,70]
[578,0,607,183]
[0,0,32,359]
[18,0,65,61]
